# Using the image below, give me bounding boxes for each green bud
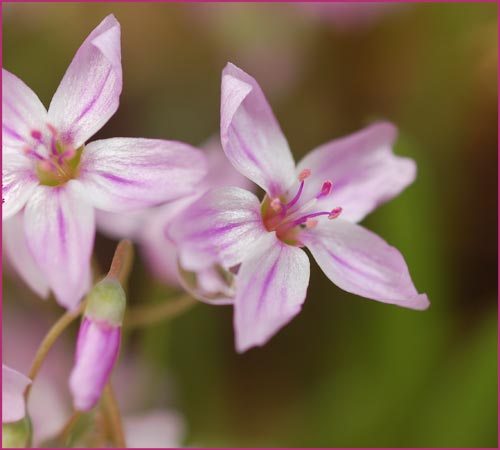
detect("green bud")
[85,277,126,326]
[2,416,32,448]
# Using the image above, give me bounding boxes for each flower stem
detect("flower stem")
[107,239,134,285]
[55,411,82,445]
[124,294,197,330]
[102,383,126,447]
[24,300,87,399]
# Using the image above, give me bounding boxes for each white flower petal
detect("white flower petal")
[170,187,267,271]
[221,63,296,197]
[301,219,429,310]
[3,213,50,299]
[234,233,310,353]
[79,138,207,212]
[2,68,48,154]
[47,14,122,148]
[296,122,416,223]
[24,180,95,309]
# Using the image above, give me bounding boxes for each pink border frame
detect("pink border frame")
[0,1,498,448]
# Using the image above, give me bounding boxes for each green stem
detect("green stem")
[55,411,82,445]
[124,294,197,330]
[102,383,126,447]
[24,300,87,399]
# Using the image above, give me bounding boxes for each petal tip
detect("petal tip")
[412,293,430,310]
[370,120,398,144]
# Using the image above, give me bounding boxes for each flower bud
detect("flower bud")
[2,416,32,448]
[69,277,126,411]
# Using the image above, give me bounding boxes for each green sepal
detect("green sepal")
[84,277,126,326]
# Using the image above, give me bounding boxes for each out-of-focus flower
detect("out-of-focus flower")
[4,303,183,447]
[2,364,31,423]
[172,63,429,352]
[300,2,404,31]
[97,136,253,302]
[188,3,312,99]
[124,410,185,448]
[69,278,125,411]
[2,14,207,310]
[3,304,72,445]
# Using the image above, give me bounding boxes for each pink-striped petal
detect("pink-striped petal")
[2,69,45,219]
[96,135,252,286]
[3,364,31,423]
[301,219,429,310]
[69,318,120,411]
[296,122,416,223]
[3,213,50,299]
[234,233,310,353]
[2,155,39,220]
[221,63,296,197]
[170,187,267,271]
[47,14,122,148]
[2,69,48,154]
[24,180,95,310]
[79,138,207,212]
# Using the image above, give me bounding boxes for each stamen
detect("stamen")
[284,169,316,211]
[23,147,45,161]
[288,210,332,228]
[58,147,76,164]
[50,135,58,156]
[328,207,342,219]
[30,130,42,141]
[298,169,311,181]
[317,180,333,198]
[263,166,343,245]
[47,124,58,137]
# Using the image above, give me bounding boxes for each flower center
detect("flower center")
[25,124,83,186]
[261,169,342,246]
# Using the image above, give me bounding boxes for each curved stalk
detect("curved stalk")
[24,300,86,398]
[102,383,126,447]
[124,294,196,330]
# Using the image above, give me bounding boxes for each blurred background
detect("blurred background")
[3,2,497,447]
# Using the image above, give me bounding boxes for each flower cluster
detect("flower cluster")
[2,14,428,447]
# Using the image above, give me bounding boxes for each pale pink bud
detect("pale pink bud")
[69,278,125,411]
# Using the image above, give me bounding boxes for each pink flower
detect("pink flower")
[172,63,429,353]
[2,364,31,423]
[97,136,253,302]
[2,14,207,310]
